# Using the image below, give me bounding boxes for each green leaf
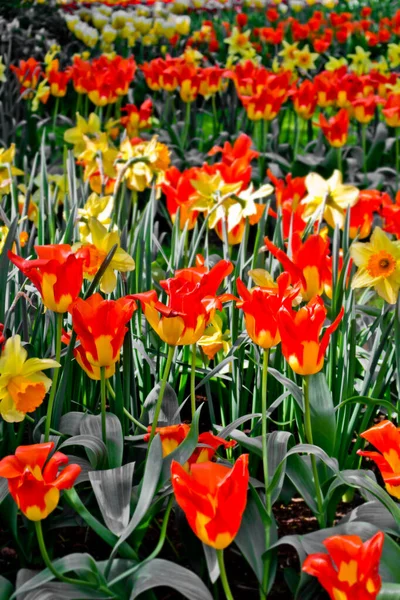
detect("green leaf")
[308,373,336,455]
[235,492,266,584]
[81,413,123,469]
[109,435,163,561]
[269,368,303,407]
[0,480,8,504]
[89,463,135,536]
[379,583,400,598]
[142,383,179,426]
[59,435,107,470]
[129,559,213,600]
[0,576,13,600]
[0,217,18,323]
[268,431,292,504]
[202,545,219,584]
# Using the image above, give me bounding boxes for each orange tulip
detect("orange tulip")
[133,260,233,346]
[319,108,349,148]
[0,442,81,521]
[278,297,344,375]
[236,272,299,349]
[303,532,384,600]
[10,58,42,96]
[8,245,84,313]
[358,420,400,499]
[46,59,71,98]
[382,94,400,128]
[143,424,235,463]
[171,454,249,549]
[71,293,137,371]
[293,80,318,120]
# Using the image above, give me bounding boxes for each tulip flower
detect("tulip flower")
[278,296,344,376]
[382,93,400,128]
[71,293,137,370]
[264,234,331,301]
[350,226,400,304]
[0,442,81,521]
[318,108,350,148]
[61,330,114,381]
[10,58,42,97]
[171,454,249,549]
[236,272,299,349]
[8,244,84,313]
[143,424,236,463]
[302,532,384,600]
[358,420,400,499]
[0,336,60,423]
[133,259,233,347]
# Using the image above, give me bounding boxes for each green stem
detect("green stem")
[190,343,197,420]
[261,349,271,598]
[35,521,113,594]
[147,346,175,447]
[123,407,148,432]
[303,376,325,528]
[337,147,343,173]
[100,366,107,446]
[361,124,367,182]
[181,101,191,150]
[44,312,63,442]
[217,549,234,600]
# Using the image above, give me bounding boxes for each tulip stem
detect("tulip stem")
[35,520,113,595]
[261,348,271,598]
[147,345,175,447]
[100,366,107,446]
[303,376,325,528]
[190,344,197,419]
[337,147,343,173]
[44,312,63,442]
[217,549,234,600]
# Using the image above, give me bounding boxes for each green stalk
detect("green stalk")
[100,366,107,446]
[303,376,325,528]
[44,312,63,442]
[217,549,234,600]
[190,343,197,420]
[261,349,271,598]
[35,521,113,595]
[361,124,367,183]
[337,147,343,173]
[147,345,175,446]
[181,101,191,150]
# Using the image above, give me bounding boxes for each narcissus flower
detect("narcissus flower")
[0,144,24,196]
[64,113,102,157]
[143,424,235,463]
[278,297,344,376]
[118,136,170,192]
[74,218,135,294]
[0,336,59,423]
[302,532,384,600]
[0,442,81,521]
[8,245,84,313]
[301,171,359,229]
[71,293,137,370]
[358,420,400,499]
[133,260,232,346]
[350,226,400,304]
[236,272,299,349]
[197,314,231,360]
[171,454,249,549]
[318,108,349,148]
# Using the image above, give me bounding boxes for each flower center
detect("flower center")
[367,250,396,278]
[8,376,46,414]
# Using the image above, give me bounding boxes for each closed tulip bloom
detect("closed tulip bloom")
[382,93,400,128]
[236,272,299,349]
[61,330,115,381]
[8,245,84,313]
[302,532,384,600]
[171,454,249,549]
[71,293,137,369]
[134,260,232,346]
[0,336,60,423]
[0,442,81,521]
[358,420,400,499]
[278,297,344,375]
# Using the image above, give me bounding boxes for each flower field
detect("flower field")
[1,0,400,598]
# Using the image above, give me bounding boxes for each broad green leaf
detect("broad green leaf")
[235,492,266,584]
[142,382,179,426]
[0,576,12,600]
[308,373,336,455]
[59,435,107,470]
[129,559,213,600]
[81,413,123,469]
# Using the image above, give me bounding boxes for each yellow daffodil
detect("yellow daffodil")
[301,170,359,229]
[0,144,24,196]
[279,41,299,67]
[0,336,60,423]
[118,136,170,192]
[197,315,231,361]
[0,56,7,83]
[293,45,319,71]
[48,174,69,205]
[78,192,113,238]
[74,217,135,294]
[32,79,50,112]
[64,113,102,157]
[388,43,400,69]
[190,172,242,230]
[350,227,400,304]
[247,268,278,289]
[78,133,118,181]
[348,46,372,76]
[224,183,273,233]
[325,56,348,71]
[225,27,257,63]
